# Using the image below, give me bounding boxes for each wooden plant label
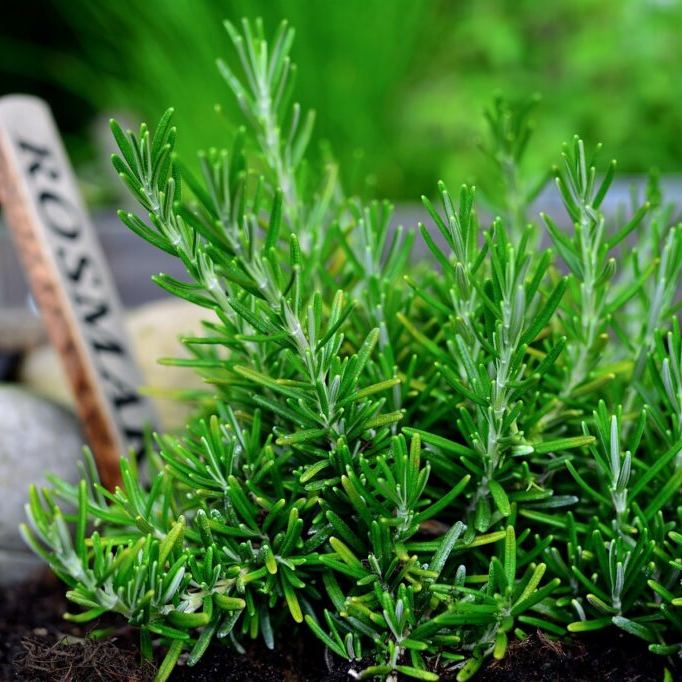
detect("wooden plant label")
[0,95,157,489]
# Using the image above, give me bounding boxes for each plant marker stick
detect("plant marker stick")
[0,95,157,489]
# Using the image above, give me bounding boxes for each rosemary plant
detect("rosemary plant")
[22,17,682,682]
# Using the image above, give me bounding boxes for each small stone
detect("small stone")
[0,386,83,586]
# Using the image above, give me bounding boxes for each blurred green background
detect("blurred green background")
[1,0,680,201]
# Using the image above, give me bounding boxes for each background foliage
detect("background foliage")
[1,0,682,199]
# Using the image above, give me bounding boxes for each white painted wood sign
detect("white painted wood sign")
[0,95,157,489]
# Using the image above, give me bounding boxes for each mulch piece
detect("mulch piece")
[1,572,676,681]
[15,637,155,682]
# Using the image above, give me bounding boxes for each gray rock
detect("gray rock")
[0,386,83,585]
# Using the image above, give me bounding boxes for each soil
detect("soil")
[0,571,676,681]
[0,571,154,682]
[474,630,671,682]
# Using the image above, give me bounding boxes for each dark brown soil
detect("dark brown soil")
[474,630,672,682]
[169,632,328,682]
[1,571,676,681]
[0,570,154,681]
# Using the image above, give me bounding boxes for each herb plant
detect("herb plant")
[22,17,682,682]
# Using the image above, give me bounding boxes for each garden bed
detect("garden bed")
[1,571,669,681]
[7,12,682,682]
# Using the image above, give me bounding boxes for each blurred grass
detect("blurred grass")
[1,0,681,200]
